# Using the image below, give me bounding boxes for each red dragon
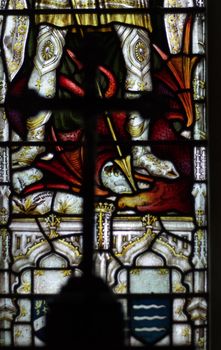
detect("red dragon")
[8,16,198,215]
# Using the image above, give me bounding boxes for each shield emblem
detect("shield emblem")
[130,298,171,344]
[33,299,47,343]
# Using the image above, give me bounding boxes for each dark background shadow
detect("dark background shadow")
[208,1,221,350]
[45,274,124,349]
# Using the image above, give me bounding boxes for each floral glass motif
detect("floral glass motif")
[0,0,207,348]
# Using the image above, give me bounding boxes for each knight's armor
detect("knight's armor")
[6,0,188,194]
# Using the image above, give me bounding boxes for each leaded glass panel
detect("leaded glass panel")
[0,0,207,348]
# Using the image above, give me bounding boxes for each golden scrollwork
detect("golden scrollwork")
[21,281,31,293]
[175,305,183,316]
[181,327,191,337]
[198,337,205,348]
[193,78,206,100]
[41,40,55,61]
[15,329,22,338]
[142,214,157,238]
[125,79,135,90]
[114,282,127,294]
[45,214,61,239]
[156,238,188,260]
[174,282,186,293]
[34,270,45,276]
[195,104,201,121]
[95,202,114,249]
[135,40,147,63]
[0,207,8,225]
[14,0,26,10]
[158,268,169,275]
[167,0,181,6]
[62,270,72,277]
[165,13,182,53]
[95,202,115,214]
[137,81,146,91]
[19,306,27,318]
[6,15,29,78]
[115,231,148,257]
[35,79,41,91]
[0,229,8,258]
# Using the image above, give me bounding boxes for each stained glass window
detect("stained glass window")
[0,0,207,348]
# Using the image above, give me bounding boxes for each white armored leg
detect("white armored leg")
[101,25,179,194]
[115,25,179,181]
[12,25,66,169]
[11,26,66,193]
[114,24,152,92]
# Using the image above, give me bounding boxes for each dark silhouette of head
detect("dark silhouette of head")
[45,274,124,349]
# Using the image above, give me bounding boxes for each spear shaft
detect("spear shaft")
[71,2,137,192]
